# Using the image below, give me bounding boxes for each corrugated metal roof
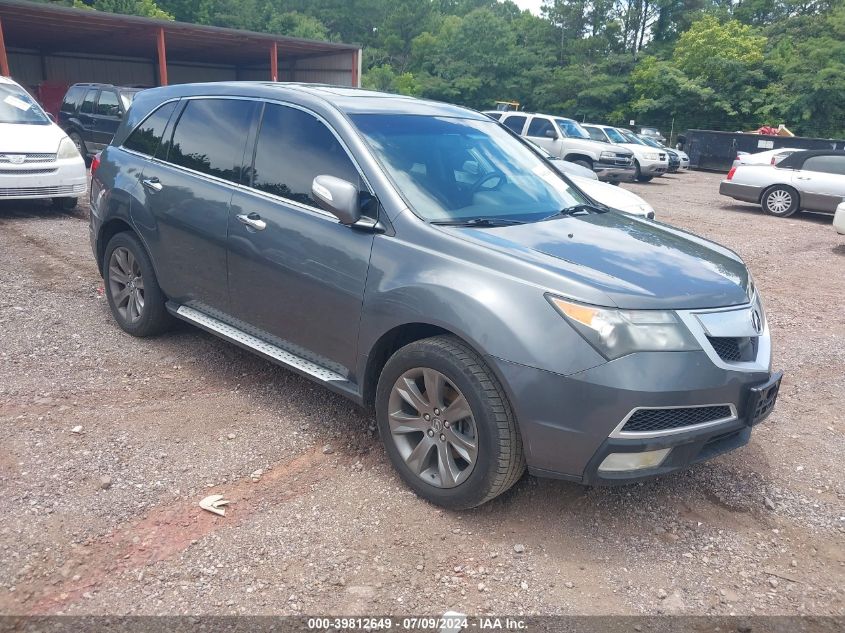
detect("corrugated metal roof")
[0,0,358,63]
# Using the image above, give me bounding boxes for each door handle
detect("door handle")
[142,177,163,192]
[796,176,811,180]
[236,212,267,231]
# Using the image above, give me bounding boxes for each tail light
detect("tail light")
[90,152,101,176]
[726,167,736,180]
[771,156,776,165]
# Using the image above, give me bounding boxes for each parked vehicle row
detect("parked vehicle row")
[0,76,86,209]
[484,111,637,184]
[719,149,845,217]
[89,83,781,508]
[582,124,669,182]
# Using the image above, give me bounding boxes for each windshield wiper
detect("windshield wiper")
[431,217,525,227]
[541,203,608,221]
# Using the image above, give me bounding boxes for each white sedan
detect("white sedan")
[0,76,86,209]
[523,139,656,218]
[732,147,800,168]
[720,150,845,217]
[835,202,845,235]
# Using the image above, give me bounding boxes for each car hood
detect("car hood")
[0,122,65,153]
[448,212,749,310]
[572,176,652,216]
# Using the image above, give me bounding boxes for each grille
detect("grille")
[0,153,57,164]
[0,168,58,175]
[659,153,666,160]
[0,183,86,197]
[708,336,757,362]
[621,405,733,433]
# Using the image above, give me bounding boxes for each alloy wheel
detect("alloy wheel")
[387,367,478,488]
[767,189,792,214]
[108,247,145,323]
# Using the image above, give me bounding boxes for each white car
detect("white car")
[583,123,668,182]
[719,150,845,217]
[0,76,87,209]
[732,147,800,169]
[834,201,845,234]
[522,139,656,218]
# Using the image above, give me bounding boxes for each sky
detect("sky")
[508,0,544,15]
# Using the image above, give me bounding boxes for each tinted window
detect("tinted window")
[251,104,360,207]
[96,91,121,117]
[60,86,85,113]
[486,112,502,120]
[123,101,177,157]
[80,89,98,114]
[167,99,256,183]
[501,115,527,134]
[526,118,555,138]
[584,126,607,142]
[802,155,845,176]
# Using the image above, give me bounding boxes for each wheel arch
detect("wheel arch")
[563,153,594,166]
[96,218,134,275]
[758,182,800,205]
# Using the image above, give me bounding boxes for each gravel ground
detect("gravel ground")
[0,170,843,617]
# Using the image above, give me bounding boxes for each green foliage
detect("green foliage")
[36,0,845,139]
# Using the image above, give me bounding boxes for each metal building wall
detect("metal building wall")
[293,51,355,86]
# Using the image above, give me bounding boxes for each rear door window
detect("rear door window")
[80,89,98,114]
[501,115,527,134]
[166,98,256,183]
[96,91,121,117]
[250,103,361,208]
[802,155,845,176]
[122,101,177,157]
[526,117,555,138]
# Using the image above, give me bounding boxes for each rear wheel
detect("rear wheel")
[375,335,525,509]
[103,232,173,337]
[761,185,798,217]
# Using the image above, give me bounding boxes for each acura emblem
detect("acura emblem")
[751,309,762,334]
[7,154,25,165]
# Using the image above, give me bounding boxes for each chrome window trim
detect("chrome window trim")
[121,94,374,220]
[609,404,739,439]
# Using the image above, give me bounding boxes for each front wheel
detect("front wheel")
[572,159,592,170]
[375,335,525,509]
[633,160,653,182]
[761,185,798,217]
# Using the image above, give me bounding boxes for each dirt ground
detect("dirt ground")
[0,170,843,617]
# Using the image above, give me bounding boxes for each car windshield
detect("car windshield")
[352,114,587,223]
[603,127,628,143]
[555,119,590,139]
[0,84,50,125]
[619,130,646,145]
[637,136,662,148]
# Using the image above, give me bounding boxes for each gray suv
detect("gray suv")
[90,83,782,509]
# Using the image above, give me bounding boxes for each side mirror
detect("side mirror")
[545,129,558,139]
[311,175,362,225]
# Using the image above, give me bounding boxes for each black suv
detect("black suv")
[58,83,143,159]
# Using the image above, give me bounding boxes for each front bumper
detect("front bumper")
[719,181,761,204]
[638,159,668,176]
[0,157,87,200]
[490,301,778,484]
[594,162,636,183]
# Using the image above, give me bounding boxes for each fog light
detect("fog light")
[598,448,671,473]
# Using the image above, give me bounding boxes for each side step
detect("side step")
[175,305,348,384]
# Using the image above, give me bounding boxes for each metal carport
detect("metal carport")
[0,0,361,112]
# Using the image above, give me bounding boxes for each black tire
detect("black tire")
[103,232,173,337]
[760,185,799,217]
[69,132,87,159]
[375,335,525,509]
[636,174,653,182]
[633,160,653,182]
[572,158,592,170]
[51,197,78,210]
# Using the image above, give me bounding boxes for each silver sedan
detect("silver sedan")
[719,150,845,217]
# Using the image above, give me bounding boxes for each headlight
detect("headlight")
[643,152,660,160]
[57,136,81,160]
[599,151,616,161]
[547,296,700,360]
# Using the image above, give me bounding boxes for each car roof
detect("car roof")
[777,149,845,169]
[133,82,488,120]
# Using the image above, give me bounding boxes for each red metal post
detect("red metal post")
[156,27,168,86]
[351,49,359,88]
[270,41,278,81]
[0,17,10,77]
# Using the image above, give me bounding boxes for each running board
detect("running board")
[174,305,349,384]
